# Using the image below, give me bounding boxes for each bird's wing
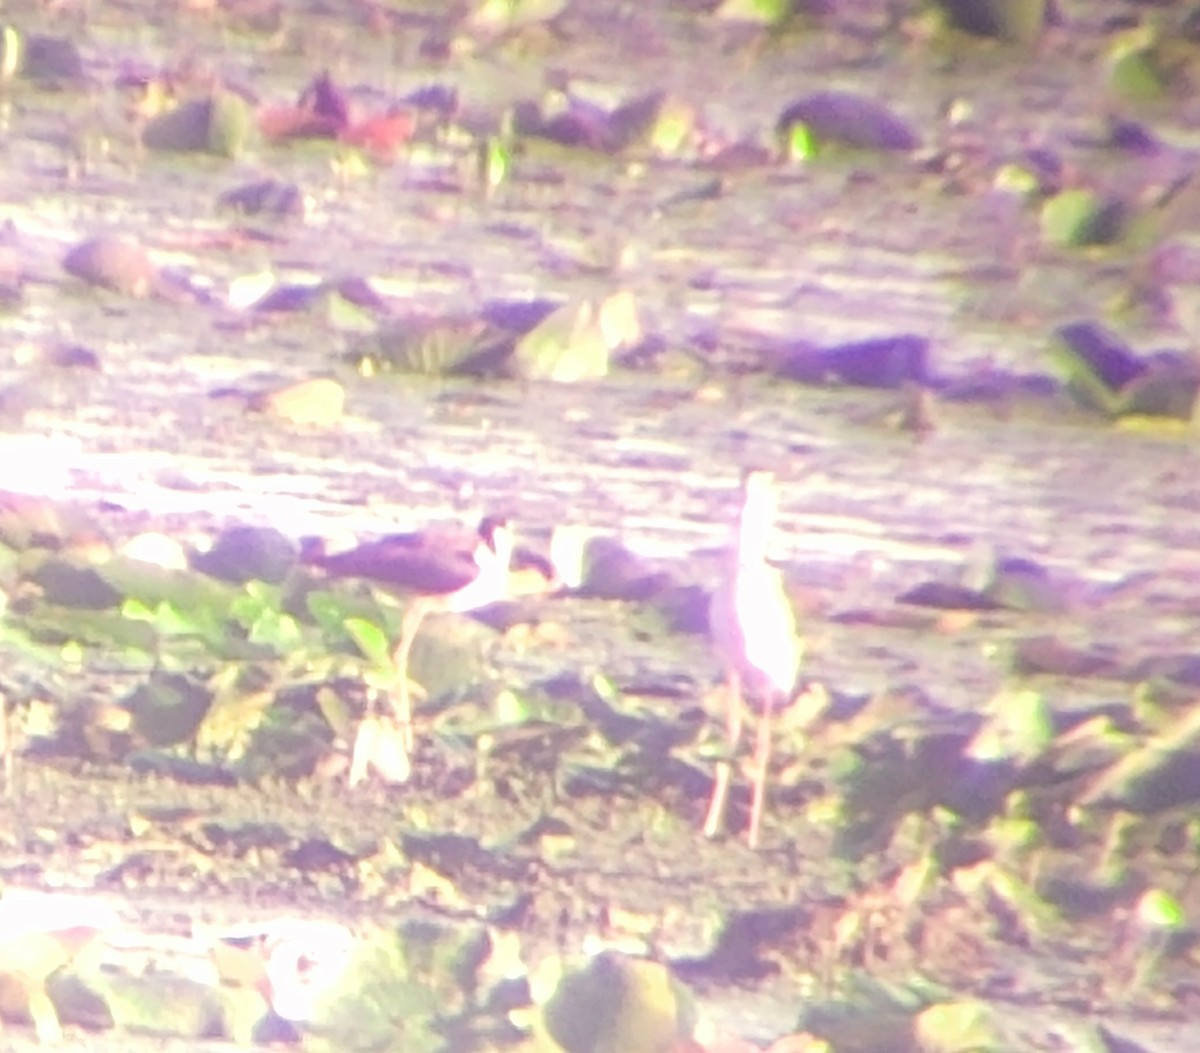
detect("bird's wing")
[307,525,480,594]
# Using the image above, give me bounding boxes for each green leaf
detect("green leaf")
[326,290,378,333]
[207,89,253,159]
[354,316,508,377]
[26,605,160,656]
[100,556,242,614]
[1137,888,1184,930]
[142,90,253,158]
[509,299,612,382]
[246,608,303,652]
[713,0,794,27]
[316,685,354,739]
[0,618,81,664]
[785,121,817,161]
[477,136,511,194]
[1045,331,1127,417]
[912,999,1003,1053]
[345,617,393,668]
[494,689,533,724]
[537,952,696,1053]
[464,0,567,34]
[937,0,1046,44]
[1040,189,1126,248]
[967,689,1053,764]
[307,590,395,645]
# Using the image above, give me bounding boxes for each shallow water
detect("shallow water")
[2,0,1200,1049]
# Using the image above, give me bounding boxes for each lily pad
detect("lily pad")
[250,378,347,427]
[0,27,84,84]
[552,531,675,600]
[935,0,1046,44]
[99,553,246,612]
[62,235,159,297]
[142,90,253,158]
[1040,189,1128,248]
[1079,704,1200,815]
[1049,321,1200,420]
[965,689,1053,768]
[297,919,495,1053]
[536,951,697,1053]
[776,92,920,153]
[125,671,215,748]
[778,334,930,388]
[1104,25,1194,106]
[509,298,614,382]
[1120,359,1200,422]
[606,91,696,156]
[191,525,298,585]
[980,556,1069,613]
[517,92,691,156]
[27,557,121,609]
[912,998,1003,1052]
[1109,43,1168,105]
[462,0,568,36]
[713,0,796,27]
[217,178,308,218]
[353,316,511,376]
[1048,321,1141,415]
[798,974,950,1053]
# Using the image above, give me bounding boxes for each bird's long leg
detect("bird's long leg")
[348,605,425,786]
[392,600,431,753]
[747,688,775,850]
[703,670,743,838]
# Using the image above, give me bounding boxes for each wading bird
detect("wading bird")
[305,516,517,782]
[388,515,515,752]
[703,470,801,848]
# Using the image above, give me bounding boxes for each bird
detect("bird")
[301,514,553,603]
[388,515,515,753]
[304,515,518,782]
[702,470,801,848]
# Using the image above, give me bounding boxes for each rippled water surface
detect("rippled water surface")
[3,0,1200,1049]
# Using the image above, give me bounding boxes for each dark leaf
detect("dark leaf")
[936,0,1046,43]
[191,526,298,585]
[776,91,920,152]
[778,334,931,388]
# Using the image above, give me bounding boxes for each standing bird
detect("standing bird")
[703,470,801,848]
[388,515,515,753]
[305,516,516,782]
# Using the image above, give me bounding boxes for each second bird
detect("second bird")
[305,515,516,777]
[703,470,801,848]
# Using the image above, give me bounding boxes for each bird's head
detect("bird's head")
[741,469,778,517]
[742,468,776,495]
[478,515,515,570]
[733,469,780,562]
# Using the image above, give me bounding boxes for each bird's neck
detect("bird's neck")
[483,534,515,579]
[733,492,774,564]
